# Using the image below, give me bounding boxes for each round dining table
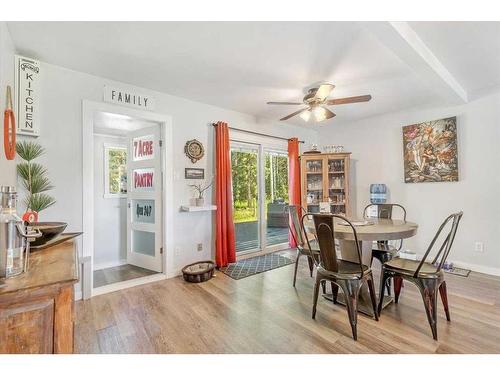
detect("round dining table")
[304,217,418,316]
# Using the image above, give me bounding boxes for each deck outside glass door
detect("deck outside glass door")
[231,143,261,254]
[127,125,163,272]
[231,143,289,254]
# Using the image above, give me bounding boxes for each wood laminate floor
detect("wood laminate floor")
[76,251,500,353]
[93,264,158,288]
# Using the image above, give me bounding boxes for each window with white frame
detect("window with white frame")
[104,144,127,198]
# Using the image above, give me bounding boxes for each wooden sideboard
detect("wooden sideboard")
[0,239,79,354]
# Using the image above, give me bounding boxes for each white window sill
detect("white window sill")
[103,193,127,199]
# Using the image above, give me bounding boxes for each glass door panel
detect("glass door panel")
[264,150,289,247]
[327,158,346,215]
[305,159,323,213]
[231,144,260,254]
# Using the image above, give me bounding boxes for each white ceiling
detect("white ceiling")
[7,21,500,126]
[408,21,500,99]
[93,111,159,136]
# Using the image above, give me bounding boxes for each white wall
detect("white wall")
[93,134,127,269]
[0,22,16,187]
[0,60,317,277]
[318,92,500,275]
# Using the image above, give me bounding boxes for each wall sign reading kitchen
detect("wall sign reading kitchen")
[15,55,41,136]
[103,85,155,111]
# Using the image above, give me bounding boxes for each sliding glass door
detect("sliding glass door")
[231,143,260,253]
[264,150,289,248]
[231,142,289,255]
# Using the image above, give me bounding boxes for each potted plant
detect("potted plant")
[189,179,213,206]
[16,141,56,218]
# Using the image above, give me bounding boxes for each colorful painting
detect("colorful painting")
[402,117,458,183]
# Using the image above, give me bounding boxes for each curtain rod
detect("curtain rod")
[211,123,305,144]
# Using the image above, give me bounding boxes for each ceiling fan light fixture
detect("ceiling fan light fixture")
[313,106,327,122]
[299,109,311,122]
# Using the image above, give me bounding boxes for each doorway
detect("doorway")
[231,142,289,255]
[92,112,163,288]
[82,100,174,299]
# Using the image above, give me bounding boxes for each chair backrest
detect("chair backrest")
[312,214,364,278]
[364,203,407,221]
[414,211,463,277]
[288,205,307,247]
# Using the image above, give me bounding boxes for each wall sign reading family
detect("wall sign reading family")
[133,168,155,191]
[133,134,155,161]
[15,55,41,137]
[133,199,155,224]
[103,85,155,111]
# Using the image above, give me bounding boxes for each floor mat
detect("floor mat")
[444,267,471,277]
[220,252,294,280]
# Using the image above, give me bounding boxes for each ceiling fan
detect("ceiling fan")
[267,83,372,122]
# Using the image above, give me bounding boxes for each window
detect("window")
[104,144,127,198]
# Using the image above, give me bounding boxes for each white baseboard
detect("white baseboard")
[74,290,82,301]
[93,259,127,271]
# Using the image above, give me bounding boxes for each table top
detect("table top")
[305,217,418,241]
[0,238,79,297]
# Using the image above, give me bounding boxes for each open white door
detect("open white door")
[126,124,163,272]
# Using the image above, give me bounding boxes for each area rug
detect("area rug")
[444,267,471,277]
[220,253,294,280]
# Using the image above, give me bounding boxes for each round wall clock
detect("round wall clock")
[184,139,205,163]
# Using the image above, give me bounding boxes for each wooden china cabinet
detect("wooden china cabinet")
[300,152,351,217]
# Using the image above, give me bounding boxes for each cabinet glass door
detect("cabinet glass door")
[304,159,323,213]
[327,158,346,215]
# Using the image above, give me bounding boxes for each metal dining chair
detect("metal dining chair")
[309,214,378,341]
[377,211,463,340]
[363,203,407,295]
[288,205,320,287]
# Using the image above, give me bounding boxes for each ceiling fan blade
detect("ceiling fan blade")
[323,108,336,120]
[267,101,303,105]
[280,107,309,121]
[326,95,372,105]
[313,84,335,101]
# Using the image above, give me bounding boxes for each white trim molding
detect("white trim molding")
[82,100,174,298]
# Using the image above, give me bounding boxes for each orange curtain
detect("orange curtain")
[288,138,301,247]
[214,121,236,267]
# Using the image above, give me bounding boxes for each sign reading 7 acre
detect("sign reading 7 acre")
[133,134,155,161]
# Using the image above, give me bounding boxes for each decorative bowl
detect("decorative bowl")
[29,222,68,247]
[182,260,215,283]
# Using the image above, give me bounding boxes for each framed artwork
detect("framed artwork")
[402,116,458,183]
[185,168,205,179]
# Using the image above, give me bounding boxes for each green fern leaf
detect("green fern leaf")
[16,141,44,161]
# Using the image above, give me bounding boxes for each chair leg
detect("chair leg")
[417,279,439,340]
[439,281,451,321]
[331,282,339,304]
[377,270,389,315]
[394,276,403,303]
[321,280,326,294]
[386,278,392,296]
[339,280,361,340]
[307,256,314,277]
[293,251,301,287]
[367,275,379,321]
[312,276,321,319]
